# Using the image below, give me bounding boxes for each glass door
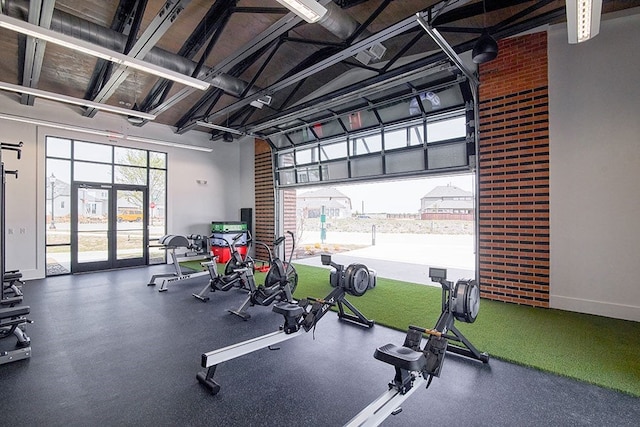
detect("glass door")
[71,183,148,273]
[114,187,147,268]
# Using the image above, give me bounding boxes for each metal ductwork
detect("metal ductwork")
[1,0,382,111]
[319,1,384,65]
[1,0,252,97]
[319,1,363,41]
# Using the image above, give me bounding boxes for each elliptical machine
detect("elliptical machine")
[228,231,298,320]
[193,232,254,302]
[345,267,488,427]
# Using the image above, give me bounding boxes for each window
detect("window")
[45,138,167,275]
[275,109,469,187]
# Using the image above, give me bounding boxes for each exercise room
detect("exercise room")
[1,1,639,426]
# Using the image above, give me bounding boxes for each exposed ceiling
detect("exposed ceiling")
[0,0,638,147]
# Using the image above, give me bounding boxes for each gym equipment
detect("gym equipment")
[344,267,488,427]
[2,269,24,307]
[196,253,374,396]
[192,232,254,302]
[147,234,213,292]
[0,141,31,365]
[210,221,248,263]
[328,256,377,296]
[227,231,298,320]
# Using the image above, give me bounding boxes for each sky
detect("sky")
[300,173,474,214]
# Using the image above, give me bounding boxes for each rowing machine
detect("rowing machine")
[344,267,488,427]
[196,253,374,395]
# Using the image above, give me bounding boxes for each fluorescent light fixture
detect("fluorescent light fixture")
[275,0,327,23]
[0,112,125,138]
[196,121,244,135]
[0,112,212,152]
[566,0,602,43]
[0,81,156,120]
[0,14,210,90]
[126,135,213,152]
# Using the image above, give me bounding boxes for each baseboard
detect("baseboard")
[550,295,640,322]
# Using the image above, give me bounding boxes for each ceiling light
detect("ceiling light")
[0,112,212,152]
[195,121,244,135]
[0,14,210,90]
[125,135,213,152]
[0,112,124,138]
[275,0,327,23]
[471,0,498,64]
[566,0,602,43]
[472,31,499,64]
[0,81,156,120]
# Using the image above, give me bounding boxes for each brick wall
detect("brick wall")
[254,139,275,261]
[254,140,297,260]
[478,32,550,307]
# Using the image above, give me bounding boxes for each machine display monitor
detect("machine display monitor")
[429,267,447,280]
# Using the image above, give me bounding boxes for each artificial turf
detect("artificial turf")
[180,260,640,397]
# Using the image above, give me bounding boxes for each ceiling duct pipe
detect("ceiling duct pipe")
[1,0,383,127]
[318,1,384,65]
[1,0,253,97]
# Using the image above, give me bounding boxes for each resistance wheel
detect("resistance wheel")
[452,279,480,323]
[344,264,370,297]
[224,255,252,276]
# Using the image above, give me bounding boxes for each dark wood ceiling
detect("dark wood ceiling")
[1,0,638,141]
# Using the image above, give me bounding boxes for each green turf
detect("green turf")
[181,260,640,396]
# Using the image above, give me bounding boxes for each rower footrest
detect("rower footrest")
[374,343,426,372]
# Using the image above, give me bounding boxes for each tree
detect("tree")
[114,150,166,213]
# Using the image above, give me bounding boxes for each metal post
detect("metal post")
[49,173,56,230]
[320,205,326,244]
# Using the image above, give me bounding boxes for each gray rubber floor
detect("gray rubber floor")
[1,265,638,426]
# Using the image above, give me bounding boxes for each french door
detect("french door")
[71,183,148,273]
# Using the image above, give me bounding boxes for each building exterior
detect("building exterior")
[297,187,352,219]
[419,184,474,220]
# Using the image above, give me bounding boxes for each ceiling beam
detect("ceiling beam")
[83,0,193,118]
[137,0,235,122]
[191,13,424,128]
[148,13,304,117]
[84,0,141,102]
[20,0,55,106]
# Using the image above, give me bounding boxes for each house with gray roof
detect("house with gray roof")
[297,187,352,219]
[419,184,474,220]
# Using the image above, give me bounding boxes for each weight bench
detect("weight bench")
[0,304,32,365]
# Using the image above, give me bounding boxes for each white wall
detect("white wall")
[548,10,640,321]
[0,93,243,280]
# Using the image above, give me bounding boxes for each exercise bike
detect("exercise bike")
[197,253,374,396]
[193,232,254,302]
[345,267,489,427]
[227,231,298,321]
